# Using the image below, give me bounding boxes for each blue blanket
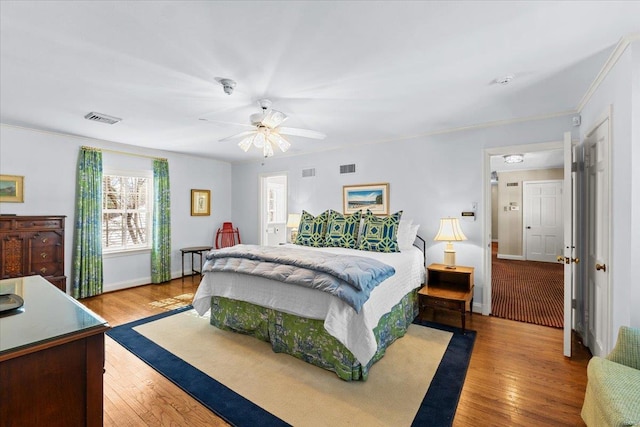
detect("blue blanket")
[202,244,395,312]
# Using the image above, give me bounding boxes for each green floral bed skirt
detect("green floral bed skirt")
[209,289,418,381]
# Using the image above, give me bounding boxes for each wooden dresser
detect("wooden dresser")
[0,215,66,292]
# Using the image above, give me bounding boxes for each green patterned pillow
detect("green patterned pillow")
[358,209,403,253]
[324,210,361,249]
[295,210,329,247]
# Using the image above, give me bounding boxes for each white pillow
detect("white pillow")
[397,219,420,250]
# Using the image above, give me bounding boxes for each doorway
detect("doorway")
[259,172,288,246]
[490,157,565,329]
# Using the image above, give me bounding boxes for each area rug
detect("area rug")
[492,255,564,328]
[107,306,475,427]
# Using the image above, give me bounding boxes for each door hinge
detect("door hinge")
[571,299,576,309]
[571,162,577,172]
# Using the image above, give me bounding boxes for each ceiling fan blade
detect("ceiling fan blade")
[278,127,326,140]
[219,130,256,142]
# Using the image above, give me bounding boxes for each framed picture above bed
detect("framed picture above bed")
[190,189,211,216]
[343,183,389,215]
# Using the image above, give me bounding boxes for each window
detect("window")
[102,171,152,252]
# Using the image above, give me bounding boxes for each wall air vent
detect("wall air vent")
[506,182,519,187]
[302,168,316,178]
[340,164,356,174]
[84,112,122,125]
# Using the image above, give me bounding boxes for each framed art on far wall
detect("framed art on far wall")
[191,189,211,216]
[0,175,24,203]
[343,183,389,215]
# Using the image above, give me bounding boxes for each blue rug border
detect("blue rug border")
[107,306,476,427]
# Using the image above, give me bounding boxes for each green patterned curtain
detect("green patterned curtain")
[72,147,103,298]
[152,159,171,283]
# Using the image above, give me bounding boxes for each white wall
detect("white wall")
[231,115,576,313]
[632,42,640,328]
[579,40,639,349]
[0,124,232,293]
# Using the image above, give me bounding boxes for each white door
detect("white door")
[585,117,610,357]
[562,132,576,357]
[523,180,563,262]
[259,173,288,246]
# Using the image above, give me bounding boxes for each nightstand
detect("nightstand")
[418,263,474,332]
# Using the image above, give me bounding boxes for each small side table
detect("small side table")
[419,263,474,332]
[180,246,212,283]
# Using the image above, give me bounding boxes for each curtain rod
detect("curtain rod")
[81,145,167,161]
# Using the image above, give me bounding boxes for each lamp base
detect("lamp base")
[443,249,456,269]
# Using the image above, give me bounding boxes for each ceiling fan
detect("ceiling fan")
[215,99,326,158]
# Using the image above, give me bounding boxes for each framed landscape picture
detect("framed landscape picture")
[0,175,24,203]
[191,189,211,216]
[343,183,389,215]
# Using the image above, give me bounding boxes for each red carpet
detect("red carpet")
[491,245,564,328]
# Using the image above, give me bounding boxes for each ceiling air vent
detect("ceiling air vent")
[302,168,316,178]
[340,164,356,174]
[84,112,122,125]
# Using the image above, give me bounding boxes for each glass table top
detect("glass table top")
[0,275,109,354]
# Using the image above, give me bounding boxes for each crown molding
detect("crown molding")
[576,32,640,112]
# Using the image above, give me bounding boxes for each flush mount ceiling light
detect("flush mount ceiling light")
[504,154,524,164]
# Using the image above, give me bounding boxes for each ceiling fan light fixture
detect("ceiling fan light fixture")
[238,136,253,152]
[263,141,274,158]
[263,110,287,128]
[253,132,266,148]
[269,133,291,152]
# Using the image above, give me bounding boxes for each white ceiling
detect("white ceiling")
[1,1,639,163]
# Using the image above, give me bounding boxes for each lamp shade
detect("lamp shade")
[434,217,467,242]
[287,213,301,228]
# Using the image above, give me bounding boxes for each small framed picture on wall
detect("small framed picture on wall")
[191,189,210,216]
[0,175,24,203]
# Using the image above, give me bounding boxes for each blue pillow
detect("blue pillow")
[295,210,329,247]
[324,210,361,249]
[358,209,403,253]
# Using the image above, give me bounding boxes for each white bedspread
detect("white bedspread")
[193,244,425,365]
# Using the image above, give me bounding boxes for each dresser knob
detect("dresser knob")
[42,237,48,243]
[40,267,47,274]
[41,252,48,259]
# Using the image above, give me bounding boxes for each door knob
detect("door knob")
[572,258,580,264]
[557,255,566,263]
[595,263,607,272]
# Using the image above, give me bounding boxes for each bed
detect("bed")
[192,217,425,381]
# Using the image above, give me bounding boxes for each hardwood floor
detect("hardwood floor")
[81,277,591,426]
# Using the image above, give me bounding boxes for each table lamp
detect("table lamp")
[287,213,301,243]
[434,217,467,269]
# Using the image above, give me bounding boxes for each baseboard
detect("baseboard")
[102,271,184,293]
[497,253,524,261]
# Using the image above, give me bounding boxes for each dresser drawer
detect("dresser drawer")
[29,262,64,278]
[29,231,64,248]
[15,218,64,231]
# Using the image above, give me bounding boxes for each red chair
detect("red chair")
[215,222,241,249]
